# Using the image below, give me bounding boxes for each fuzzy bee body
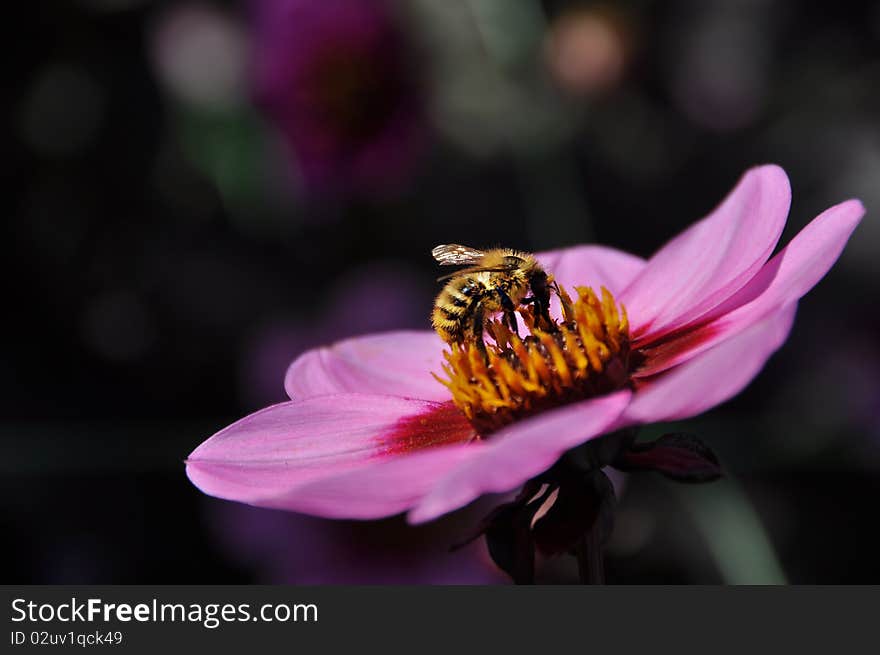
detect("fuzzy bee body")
[431,245,553,346]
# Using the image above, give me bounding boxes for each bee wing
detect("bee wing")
[436,265,508,282]
[432,244,486,266]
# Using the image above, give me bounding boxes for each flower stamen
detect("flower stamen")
[435,286,631,434]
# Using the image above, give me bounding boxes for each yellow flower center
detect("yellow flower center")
[434,286,631,434]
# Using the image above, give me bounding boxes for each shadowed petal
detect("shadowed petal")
[409,390,632,524]
[284,331,449,401]
[624,304,796,423]
[264,442,480,519]
[622,165,791,342]
[537,244,647,296]
[634,199,864,377]
[186,394,476,511]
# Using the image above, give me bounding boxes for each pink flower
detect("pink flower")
[186,165,863,526]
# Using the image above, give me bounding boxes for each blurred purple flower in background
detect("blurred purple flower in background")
[250,0,426,198]
[207,502,503,584]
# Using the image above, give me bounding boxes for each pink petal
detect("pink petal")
[537,244,646,296]
[186,394,476,512]
[408,390,632,524]
[621,165,791,342]
[264,442,480,519]
[284,330,449,402]
[624,304,796,424]
[634,199,864,377]
[235,391,630,521]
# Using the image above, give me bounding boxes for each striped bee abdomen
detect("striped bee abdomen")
[432,277,484,344]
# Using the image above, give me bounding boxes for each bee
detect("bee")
[431,244,556,347]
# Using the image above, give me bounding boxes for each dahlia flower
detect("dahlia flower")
[187,165,862,578]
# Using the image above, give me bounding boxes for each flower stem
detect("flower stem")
[575,524,605,584]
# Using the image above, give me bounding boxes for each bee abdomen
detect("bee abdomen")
[432,280,482,343]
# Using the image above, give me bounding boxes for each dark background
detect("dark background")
[3,0,878,583]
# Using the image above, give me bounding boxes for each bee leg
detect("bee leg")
[471,306,488,358]
[519,296,540,329]
[496,289,520,337]
[534,295,557,332]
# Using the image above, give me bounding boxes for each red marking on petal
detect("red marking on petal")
[376,401,476,456]
[632,320,723,378]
